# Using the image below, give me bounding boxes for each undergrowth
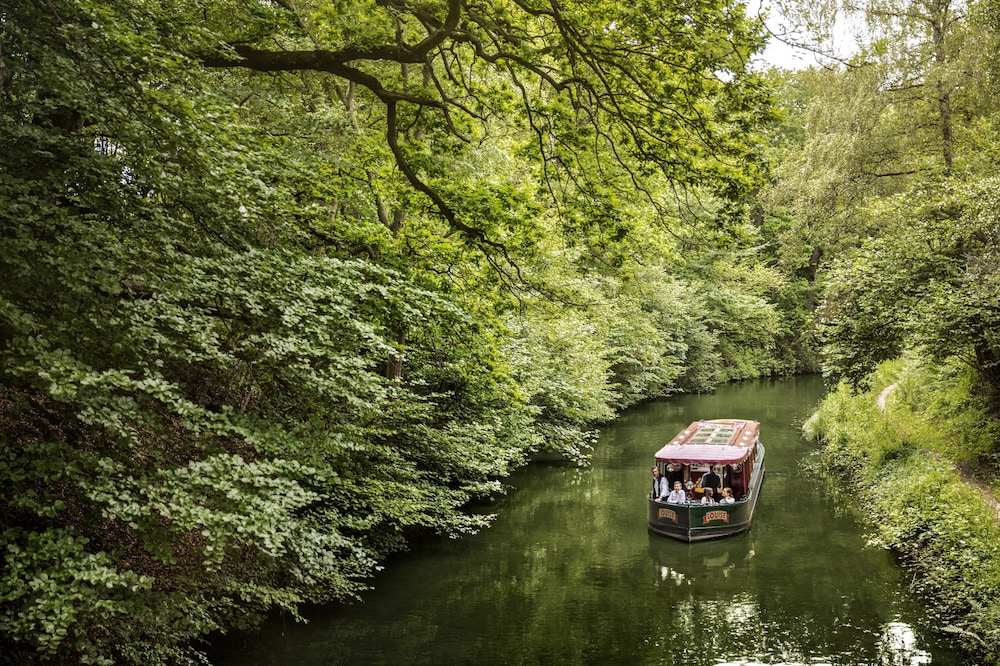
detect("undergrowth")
[803,356,1000,662]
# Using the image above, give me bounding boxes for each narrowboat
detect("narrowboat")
[647,419,764,542]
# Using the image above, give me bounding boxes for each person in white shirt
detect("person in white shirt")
[666,480,687,504]
[719,487,736,504]
[700,487,717,505]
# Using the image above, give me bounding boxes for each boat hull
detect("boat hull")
[647,447,765,542]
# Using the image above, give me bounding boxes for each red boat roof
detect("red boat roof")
[653,419,760,465]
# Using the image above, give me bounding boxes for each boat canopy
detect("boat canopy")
[653,419,760,466]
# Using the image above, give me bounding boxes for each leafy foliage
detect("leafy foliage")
[817,177,1000,401]
[0,0,798,662]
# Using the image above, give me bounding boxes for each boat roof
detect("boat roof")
[653,419,760,465]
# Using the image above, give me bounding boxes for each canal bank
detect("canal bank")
[805,359,1000,664]
[211,375,967,665]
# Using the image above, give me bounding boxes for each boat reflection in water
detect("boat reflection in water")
[647,419,764,542]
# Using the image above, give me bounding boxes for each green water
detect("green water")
[212,376,968,665]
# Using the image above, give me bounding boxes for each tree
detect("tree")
[193,0,775,257]
[761,1,1000,398]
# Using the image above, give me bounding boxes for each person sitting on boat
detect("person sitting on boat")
[651,466,669,502]
[699,467,722,499]
[700,487,717,505]
[666,481,687,504]
[719,487,735,504]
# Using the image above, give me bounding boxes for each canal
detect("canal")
[212,375,967,665]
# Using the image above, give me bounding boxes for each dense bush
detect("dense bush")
[805,359,1000,662]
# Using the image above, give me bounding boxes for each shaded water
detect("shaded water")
[213,376,967,665]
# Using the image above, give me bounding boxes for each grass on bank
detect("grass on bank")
[803,356,1000,661]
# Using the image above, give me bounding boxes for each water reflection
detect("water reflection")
[644,529,948,666]
[879,621,933,666]
[646,532,938,666]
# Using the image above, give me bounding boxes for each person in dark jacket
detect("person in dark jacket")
[651,466,669,501]
[700,466,722,499]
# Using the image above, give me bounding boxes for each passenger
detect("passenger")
[719,487,736,504]
[666,481,687,504]
[651,466,668,502]
[700,487,716,505]
[700,466,722,498]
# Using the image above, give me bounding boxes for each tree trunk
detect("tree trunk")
[929,0,954,171]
